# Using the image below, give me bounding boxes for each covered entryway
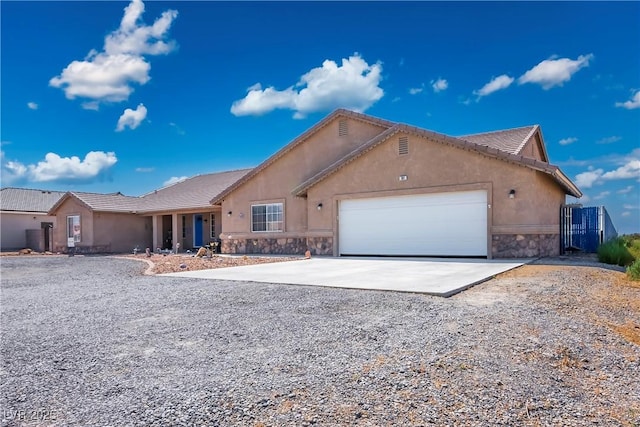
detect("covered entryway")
[338,190,488,257]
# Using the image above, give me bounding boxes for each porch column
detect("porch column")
[152,215,160,251]
[172,213,179,253]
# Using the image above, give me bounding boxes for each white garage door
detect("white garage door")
[339,190,487,256]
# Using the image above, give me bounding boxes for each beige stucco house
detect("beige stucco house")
[46,170,250,254]
[212,109,581,258]
[44,109,580,258]
[0,188,65,251]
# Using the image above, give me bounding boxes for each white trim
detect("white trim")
[250,202,284,233]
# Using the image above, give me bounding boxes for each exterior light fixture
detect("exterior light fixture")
[227,211,232,216]
[317,203,323,211]
[509,189,516,199]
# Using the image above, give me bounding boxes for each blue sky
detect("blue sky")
[1,1,639,234]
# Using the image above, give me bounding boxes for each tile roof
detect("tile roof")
[210,109,395,205]
[292,123,582,198]
[137,169,252,213]
[0,187,66,213]
[457,125,538,155]
[45,169,254,215]
[70,191,143,213]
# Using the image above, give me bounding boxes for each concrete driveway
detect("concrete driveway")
[161,257,531,297]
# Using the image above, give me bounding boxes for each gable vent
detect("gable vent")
[338,119,348,137]
[398,136,409,155]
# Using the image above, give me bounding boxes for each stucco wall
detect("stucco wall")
[93,212,152,253]
[222,117,387,237]
[52,197,152,253]
[520,133,545,161]
[51,197,94,251]
[220,124,567,258]
[0,212,57,251]
[307,131,565,232]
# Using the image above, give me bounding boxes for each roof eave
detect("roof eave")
[47,192,75,215]
[532,126,550,162]
[512,125,540,156]
[211,109,396,204]
[293,123,583,199]
[292,126,401,197]
[552,169,583,198]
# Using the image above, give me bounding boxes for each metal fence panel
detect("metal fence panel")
[602,206,618,242]
[560,205,617,254]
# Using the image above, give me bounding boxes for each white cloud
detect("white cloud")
[593,191,610,200]
[232,84,296,116]
[116,103,147,131]
[623,204,639,210]
[518,54,593,90]
[230,54,384,118]
[615,90,640,109]
[408,85,424,95]
[473,74,514,98]
[601,160,640,180]
[1,150,27,185]
[163,176,188,187]
[617,185,634,194]
[622,211,631,217]
[50,49,150,103]
[574,152,640,189]
[27,102,38,110]
[575,169,604,189]
[431,78,448,93]
[559,137,578,146]
[1,151,117,184]
[49,0,177,105]
[596,136,621,144]
[135,167,154,172]
[104,0,178,56]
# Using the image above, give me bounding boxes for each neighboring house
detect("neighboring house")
[0,188,65,251]
[212,109,582,258]
[47,191,152,254]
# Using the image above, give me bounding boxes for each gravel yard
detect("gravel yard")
[1,256,639,426]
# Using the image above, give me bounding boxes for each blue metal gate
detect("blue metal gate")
[561,205,618,253]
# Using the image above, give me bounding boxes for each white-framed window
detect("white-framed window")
[251,203,283,232]
[210,213,216,239]
[67,215,81,243]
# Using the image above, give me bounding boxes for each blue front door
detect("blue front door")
[194,214,203,247]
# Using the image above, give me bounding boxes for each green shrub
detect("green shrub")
[620,234,640,260]
[598,238,635,267]
[627,259,640,281]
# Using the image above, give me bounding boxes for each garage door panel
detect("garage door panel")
[339,190,487,256]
